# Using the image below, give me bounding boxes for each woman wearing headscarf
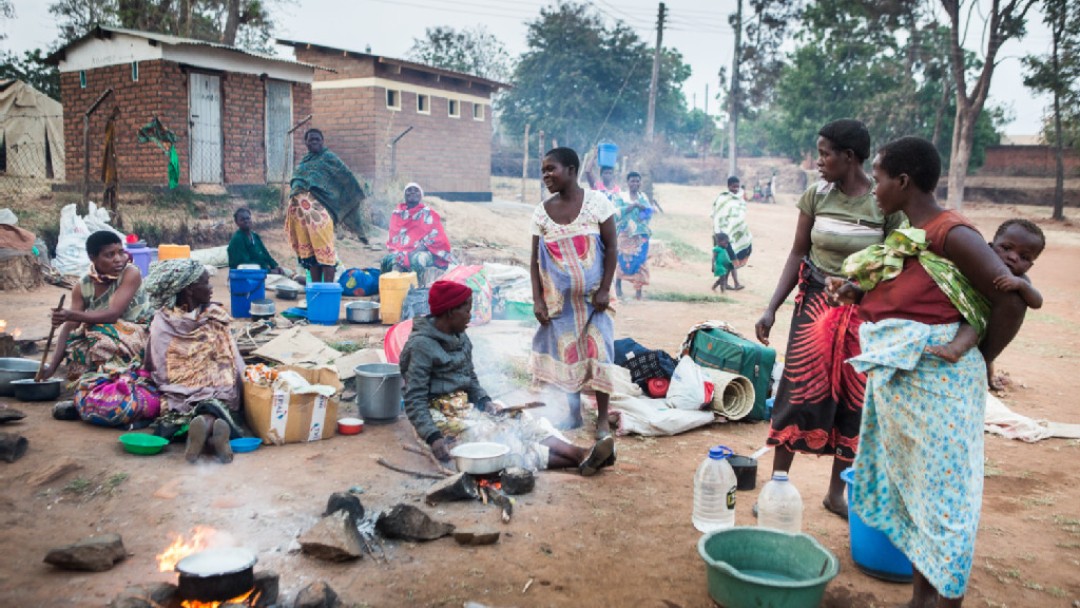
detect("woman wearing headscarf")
[287,128,368,283]
[401,281,615,475]
[613,171,657,300]
[41,230,151,381]
[143,260,245,464]
[754,119,905,519]
[381,182,454,275]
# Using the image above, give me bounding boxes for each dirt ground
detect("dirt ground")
[1,173,1079,608]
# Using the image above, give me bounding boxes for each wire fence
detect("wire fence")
[0,140,62,200]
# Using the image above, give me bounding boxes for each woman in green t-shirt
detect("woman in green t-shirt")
[753,119,904,519]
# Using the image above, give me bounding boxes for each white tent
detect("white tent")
[0,80,65,180]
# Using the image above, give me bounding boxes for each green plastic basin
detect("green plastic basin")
[119,433,169,455]
[698,527,839,608]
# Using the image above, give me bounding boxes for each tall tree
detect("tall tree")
[0,49,61,99]
[499,2,691,152]
[406,25,512,82]
[941,0,1036,209]
[1023,0,1079,220]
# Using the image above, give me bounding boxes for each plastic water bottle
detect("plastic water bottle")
[757,471,803,533]
[693,445,737,532]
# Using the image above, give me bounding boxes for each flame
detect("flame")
[0,320,6,333]
[477,479,502,491]
[156,526,217,572]
[11,327,21,339]
[181,588,260,608]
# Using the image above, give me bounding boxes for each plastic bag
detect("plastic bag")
[339,267,380,296]
[665,356,707,410]
[52,203,123,275]
[441,265,493,326]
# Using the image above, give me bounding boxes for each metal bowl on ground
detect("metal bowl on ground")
[11,378,63,402]
[276,284,299,300]
[176,547,257,602]
[0,358,40,396]
[250,298,275,317]
[345,300,380,324]
[450,441,511,475]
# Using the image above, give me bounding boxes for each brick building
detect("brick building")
[979,145,1080,177]
[46,26,318,190]
[277,40,507,202]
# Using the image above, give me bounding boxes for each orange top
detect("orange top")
[859,210,979,326]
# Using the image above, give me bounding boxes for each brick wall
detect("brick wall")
[294,48,494,195]
[980,145,1080,177]
[61,59,313,187]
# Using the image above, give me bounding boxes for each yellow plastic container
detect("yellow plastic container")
[379,271,418,325]
[157,244,191,260]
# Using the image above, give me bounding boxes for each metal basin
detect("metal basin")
[11,378,63,402]
[450,442,511,475]
[0,358,41,396]
[346,301,380,324]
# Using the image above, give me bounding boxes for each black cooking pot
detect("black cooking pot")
[729,455,758,491]
[11,378,63,402]
[176,548,257,602]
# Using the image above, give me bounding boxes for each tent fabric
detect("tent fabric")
[0,80,66,180]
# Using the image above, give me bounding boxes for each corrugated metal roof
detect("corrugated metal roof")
[46,26,331,72]
[275,38,508,89]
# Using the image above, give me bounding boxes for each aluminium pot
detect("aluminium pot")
[249,299,275,317]
[176,547,257,602]
[11,378,63,402]
[276,284,299,301]
[346,301,380,324]
[450,441,511,475]
[0,358,40,396]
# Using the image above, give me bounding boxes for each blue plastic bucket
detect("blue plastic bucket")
[841,468,913,582]
[597,142,618,168]
[307,282,343,325]
[125,246,153,277]
[228,268,267,318]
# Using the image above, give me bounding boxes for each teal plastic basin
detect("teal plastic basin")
[698,527,839,608]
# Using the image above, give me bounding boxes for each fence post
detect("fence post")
[81,88,114,215]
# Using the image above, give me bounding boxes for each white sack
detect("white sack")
[665,356,707,410]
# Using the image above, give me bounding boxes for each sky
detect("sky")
[2,0,1056,136]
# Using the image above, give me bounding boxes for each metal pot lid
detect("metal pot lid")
[176,547,257,577]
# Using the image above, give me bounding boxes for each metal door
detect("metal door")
[189,73,223,183]
[265,80,293,182]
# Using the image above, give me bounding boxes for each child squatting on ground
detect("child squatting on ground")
[924,218,1045,386]
[711,232,736,292]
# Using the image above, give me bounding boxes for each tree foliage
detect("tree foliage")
[497,2,692,152]
[0,49,61,99]
[1023,0,1080,149]
[47,0,278,50]
[406,25,512,82]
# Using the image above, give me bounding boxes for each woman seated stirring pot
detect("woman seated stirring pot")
[400,281,615,475]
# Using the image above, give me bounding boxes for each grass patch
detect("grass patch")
[245,185,282,214]
[327,339,367,354]
[64,477,92,494]
[649,291,733,304]
[653,230,709,263]
[984,458,1005,477]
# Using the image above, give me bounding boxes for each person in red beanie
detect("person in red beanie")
[399,280,616,475]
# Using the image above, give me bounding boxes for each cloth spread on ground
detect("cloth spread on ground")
[290,148,366,238]
[984,392,1080,442]
[614,191,652,286]
[842,225,990,337]
[227,230,279,270]
[385,201,454,272]
[849,318,985,599]
[145,303,244,414]
[528,191,617,395]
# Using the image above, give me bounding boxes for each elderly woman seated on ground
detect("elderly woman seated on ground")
[400,281,615,475]
[381,183,454,280]
[143,259,245,464]
[42,230,152,381]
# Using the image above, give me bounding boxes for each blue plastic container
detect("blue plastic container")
[125,246,153,277]
[841,468,913,582]
[228,268,267,318]
[597,142,619,168]
[307,282,343,325]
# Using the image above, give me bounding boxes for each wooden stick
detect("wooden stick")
[375,457,445,480]
[36,294,66,382]
[409,434,457,476]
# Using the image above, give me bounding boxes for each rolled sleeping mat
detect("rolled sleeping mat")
[702,368,756,421]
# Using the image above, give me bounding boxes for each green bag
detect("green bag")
[688,328,776,421]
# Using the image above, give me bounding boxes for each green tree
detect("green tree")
[498,2,692,152]
[1023,0,1079,220]
[0,49,61,99]
[48,0,277,50]
[407,25,512,82]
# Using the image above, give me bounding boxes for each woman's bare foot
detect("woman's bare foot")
[210,419,233,464]
[185,416,209,463]
[822,495,849,520]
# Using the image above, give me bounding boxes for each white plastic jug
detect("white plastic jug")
[757,471,803,533]
[693,445,737,532]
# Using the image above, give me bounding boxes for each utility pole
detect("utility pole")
[727,0,742,178]
[644,2,666,142]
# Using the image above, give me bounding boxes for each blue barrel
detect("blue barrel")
[228,268,267,318]
[597,142,619,168]
[125,246,153,277]
[841,468,913,582]
[307,282,343,325]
